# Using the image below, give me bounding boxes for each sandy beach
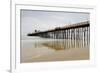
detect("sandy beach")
[20,38,89,63]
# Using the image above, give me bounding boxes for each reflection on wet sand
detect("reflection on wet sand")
[21,38,89,63]
[42,39,89,50]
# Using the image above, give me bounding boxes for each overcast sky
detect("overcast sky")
[21,10,89,36]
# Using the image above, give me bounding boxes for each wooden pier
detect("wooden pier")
[28,21,90,49]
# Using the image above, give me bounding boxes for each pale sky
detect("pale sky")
[21,10,89,36]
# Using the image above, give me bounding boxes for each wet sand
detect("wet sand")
[20,39,89,63]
